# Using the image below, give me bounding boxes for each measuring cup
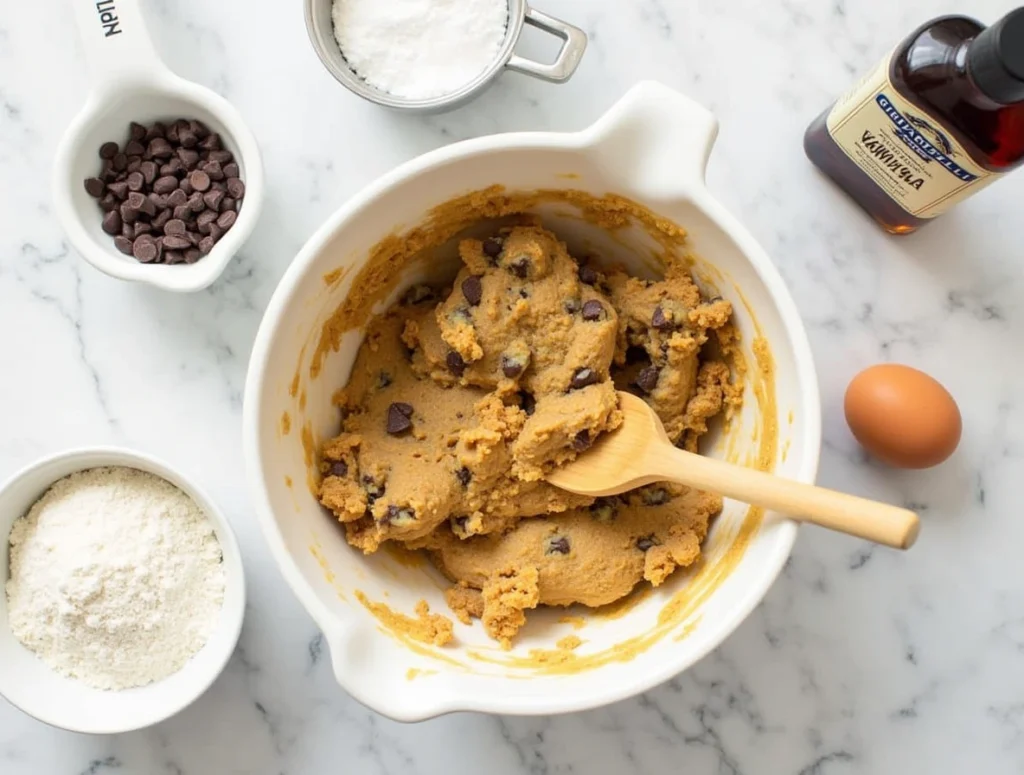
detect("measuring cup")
[53,0,264,292]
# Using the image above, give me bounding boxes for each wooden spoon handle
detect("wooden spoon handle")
[652,446,920,549]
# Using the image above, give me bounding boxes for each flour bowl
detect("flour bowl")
[0,448,245,734]
[244,81,820,720]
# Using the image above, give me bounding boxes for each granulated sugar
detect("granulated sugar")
[5,467,225,690]
[332,0,508,99]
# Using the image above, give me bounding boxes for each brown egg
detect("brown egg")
[844,364,961,468]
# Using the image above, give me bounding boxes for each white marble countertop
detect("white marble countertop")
[3,0,1023,772]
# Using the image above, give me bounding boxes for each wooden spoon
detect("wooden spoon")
[547,392,920,549]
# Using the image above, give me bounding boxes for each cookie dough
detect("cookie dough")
[318,224,737,646]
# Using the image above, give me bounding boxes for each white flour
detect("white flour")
[332,0,508,99]
[5,466,225,691]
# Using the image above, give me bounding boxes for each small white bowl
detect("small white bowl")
[0,448,245,734]
[52,1,263,292]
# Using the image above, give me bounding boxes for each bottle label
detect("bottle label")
[825,50,1001,219]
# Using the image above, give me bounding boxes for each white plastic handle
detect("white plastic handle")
[71,0,167,90]
[583,81,720,200]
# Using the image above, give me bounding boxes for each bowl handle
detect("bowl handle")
[71,0,169,92]
[581,81,720,200]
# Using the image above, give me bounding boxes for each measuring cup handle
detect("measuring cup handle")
[506,5,587,83]
[71,0,166,90]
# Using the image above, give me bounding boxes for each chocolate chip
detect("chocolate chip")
[573,430,592,452]
[107,180,129,200]
[133,235,159,263]
[636,535,659,552]
[173,204,192,221]
[651,306,674,331]
[641,487,670,506]
[508,256,530,278]
[446,351,466,377]
[101,210,121,235]
[188,191,206,213]
[564,298,580,314]
[208,149,233,164]
[451,516,471,537]
[456,467,471,487]
[545,536,571,556]
[134,191,157,216]
[134,222,152,239]
[386,402,414,434]
[501,353,526,379]
[184,248,201,264]
[216,209,237,230]
[148,138,173,159]
[126,157,142,173]
[362,475,385,501]
[163,250,184,265]
[386,504,416,527]
[569,367,600,390]
[520,391,536,416]
[125,171,144,192]
[578,264,598,286]
[150,209,171,232]
[99,193,117,212]
[179,129,197,149]
[84,177,105,197]
[152,175,177,195]
[581,300,606,321]
[635,364,659,394]
[329,460,348,477]
[378,371,392,388]
[223,162,240,179]
[221,196,237,213]
[203,188,225,211]
[177,147,200,168]
[99,141,119,160]
[199,133,222,151]
[166,122,180,143]
[189,119,210,139]
[204,159,224,181]
[125,139,145,157]
[113,235,134,255]
[189,169,211,192]
[197,210,218,233]
[461,275,483,306]
[119,202,138,224]
[482,237,503,260]
[165,188,187,208]
[163,234,191,250]
[589,499,617,523]
[136,160,157,185]
[179,177,193,195]
[198,235,216,255]
[129,122,147,142]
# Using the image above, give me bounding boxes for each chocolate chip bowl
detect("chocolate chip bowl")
[243,82,821,720]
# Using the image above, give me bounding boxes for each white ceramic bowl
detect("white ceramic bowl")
[244,81,821,720]
[52,0,264,292]
[0,448,246,734]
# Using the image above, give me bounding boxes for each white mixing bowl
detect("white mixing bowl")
[244,81,820,720]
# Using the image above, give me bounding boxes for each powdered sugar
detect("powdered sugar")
[5,466,225,691]
[331,0,508,99]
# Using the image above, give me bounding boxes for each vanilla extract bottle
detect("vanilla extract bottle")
[804,8,1024,234]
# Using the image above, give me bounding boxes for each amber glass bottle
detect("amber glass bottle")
[805,9,1024,234]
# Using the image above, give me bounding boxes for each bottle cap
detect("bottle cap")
[969,8,1024,103]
